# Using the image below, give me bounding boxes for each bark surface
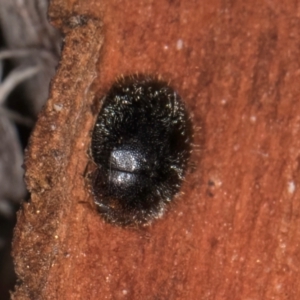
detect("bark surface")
[12,0,300,299]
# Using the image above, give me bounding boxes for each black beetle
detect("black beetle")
[91,75,193,226]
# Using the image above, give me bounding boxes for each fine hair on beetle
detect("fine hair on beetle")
[91,74,193,226]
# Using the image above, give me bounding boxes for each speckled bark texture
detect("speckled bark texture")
[12,0,300,299]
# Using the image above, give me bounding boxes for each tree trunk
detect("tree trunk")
[12,0,300,299]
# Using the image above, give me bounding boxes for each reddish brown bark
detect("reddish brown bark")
[12,0,300,299]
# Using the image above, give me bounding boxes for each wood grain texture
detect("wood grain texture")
[12,0,300,299]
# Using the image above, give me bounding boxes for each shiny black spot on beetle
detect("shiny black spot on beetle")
[91,75,193,226]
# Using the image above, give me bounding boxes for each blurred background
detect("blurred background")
[0,1,61,298]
